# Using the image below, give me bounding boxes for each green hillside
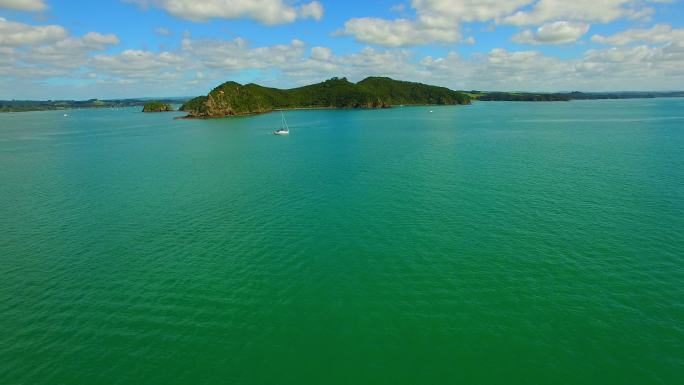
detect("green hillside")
[180,77,471,118]
[142,101,174,112]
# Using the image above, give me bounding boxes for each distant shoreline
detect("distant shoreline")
[3,93,683,114]
[174,102,496,120]
[174,106,387,120]
[0,99,188,114]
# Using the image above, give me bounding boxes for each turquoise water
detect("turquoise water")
[1,100,683,385]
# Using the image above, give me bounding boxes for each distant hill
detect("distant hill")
[475,92,571,101]
[0,98,188,113]
[470,90,684,102]
[180,77,472,118]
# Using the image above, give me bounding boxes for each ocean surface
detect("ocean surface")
[1,99,683,385]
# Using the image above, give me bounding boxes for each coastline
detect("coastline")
[174,103,475,120]
[175,105,390,120]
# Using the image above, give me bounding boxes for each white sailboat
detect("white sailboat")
[274,111,290,135]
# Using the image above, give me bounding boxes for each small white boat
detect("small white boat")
[274,112,290,135]
[64,113,68,117]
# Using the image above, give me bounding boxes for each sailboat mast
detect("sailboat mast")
[281,111,289,131]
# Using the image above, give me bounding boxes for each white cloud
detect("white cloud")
[127,0,324,24]
[0,0,47,11]
[339,0,669,47]
[591,24,684,45]
[4,36,684,99]
[0,18,120,82]
[412,0,533,24]
[180,36,307,70]
[502,0,658,26]
[512,21,590,44]
[0,17,67,46]
[91,50,185,78]
[299,1,323,21]
[576,43,684,84]
[21,34,119,70]
[339,0,532,47]
[416,43,684,91]
[310,46,332,61]
[338,17,461,47]
[479,48,574,87]
[279,46,424,86]
[82,32,120,46]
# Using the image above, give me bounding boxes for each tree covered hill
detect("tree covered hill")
[142,101,174,112]
[180,77,472,118]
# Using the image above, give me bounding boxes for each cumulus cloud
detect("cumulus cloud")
[415,43,684,91]
[591,24,684,45]
[412,0,533,23]
[4,35,684,99]
[339,0,532,47]
[299,1,323,21]
[477,48,573,87]
[0,18,67,46]
[91,50,185,78]
[22,34,119,70]
[502,0,658,26]
[491,43,682,90]
[180,36,307,70]
[68,37,313,92]
[512,21,590,44]
[0,0,47,11]
[275,46,424,86]
[0,18,120,82]
[338,17,461,47]
[340,0,667,47]
[577,42,684,84]
[127,0,324,24]
[82,32,120,45]
[310,46,332,61]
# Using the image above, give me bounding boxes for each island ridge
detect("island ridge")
[179,77,472,118]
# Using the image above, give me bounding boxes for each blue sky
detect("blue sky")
[1,0,683,99]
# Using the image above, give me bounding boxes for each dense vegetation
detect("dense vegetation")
[142,101,174,112]
[180,77,471,118]
[0,98,187,113]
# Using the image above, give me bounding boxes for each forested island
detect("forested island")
[179,77,471,118]
[142,101,174,112]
